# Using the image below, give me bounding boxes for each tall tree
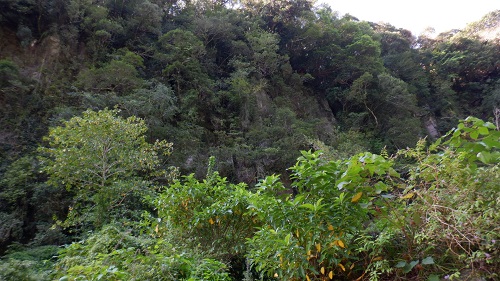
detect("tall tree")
[39,109,173,228]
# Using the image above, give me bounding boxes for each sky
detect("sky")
[319,0,500,35]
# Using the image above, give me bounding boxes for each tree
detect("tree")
[344,33,384,81]
[77,48,145,94]
[377,73,421,148]
[346,72,378,126]
[245,29,285,78]
[39,109,173,228]
[159,28,208,96]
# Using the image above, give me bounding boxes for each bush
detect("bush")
[156,156,259,261]
[0,245,58,281]
[40,117,500,281]
[0,259,49,281]
[51,224,232,281]
[393,117,500,280]
[246,150,399,280]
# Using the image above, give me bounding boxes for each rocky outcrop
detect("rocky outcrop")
[424,115,440,140]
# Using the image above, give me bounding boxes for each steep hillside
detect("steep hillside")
[0,0,499,260]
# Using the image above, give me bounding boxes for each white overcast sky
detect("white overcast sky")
[318,0,500,35]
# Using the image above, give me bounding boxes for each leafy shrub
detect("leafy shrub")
[0,245,58,281]
[156,156,259,261]
[393,117,500,280]
[246,150,399,280]
[0,258,49,281]
[51,224,232,281]
[4,244,59,262]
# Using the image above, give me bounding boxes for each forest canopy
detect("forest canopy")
[0,0,499,280]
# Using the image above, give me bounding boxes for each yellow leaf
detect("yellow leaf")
[338,263,345,271]
[329,271,333,279]
[350,263,355,270]
[306,275,311,281]
[401,192,415,199]
[155,224,159,233]
[337,240,345,248]
[316,243,321,252]
[296,229,300,238]
[209,218,215,225]
[351,192,363,203]
[321,267,325,274]
[372,256,383,261]
[328,224,334,231]
[307,250,312,256]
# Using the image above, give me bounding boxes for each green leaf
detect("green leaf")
[315,198,324,207]
[400,260,419,273]
[299,203,315,210]
[299,266,305,277]
[337,181,350,189]
[374,181,388,194]
[293,195,305,205]
[284,233,291,244]
[421,256,434,265]
[430,137,442,150]
[395,261,407,268]
[470,130,479,140]
[389,168,400,177]
[482,138,500,150]
[490,151,500,162]
[427,274,440,281]
[483,121,496,129]
[477,152,491,164]
[478,126,489,136]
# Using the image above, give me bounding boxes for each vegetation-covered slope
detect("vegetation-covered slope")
[0,0,499,280]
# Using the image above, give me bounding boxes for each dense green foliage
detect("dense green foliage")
[245,150,397,280]
[50,225,232,281]
[157,156,258,261]
[38,109,174,229]
[393,117,500,280]
[1,112,499,280]
[1,0,499,280]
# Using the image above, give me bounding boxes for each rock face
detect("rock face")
[0,26,64,81]
[0,28,24,62]
[35,35,61,67]
[424,115,440,140]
